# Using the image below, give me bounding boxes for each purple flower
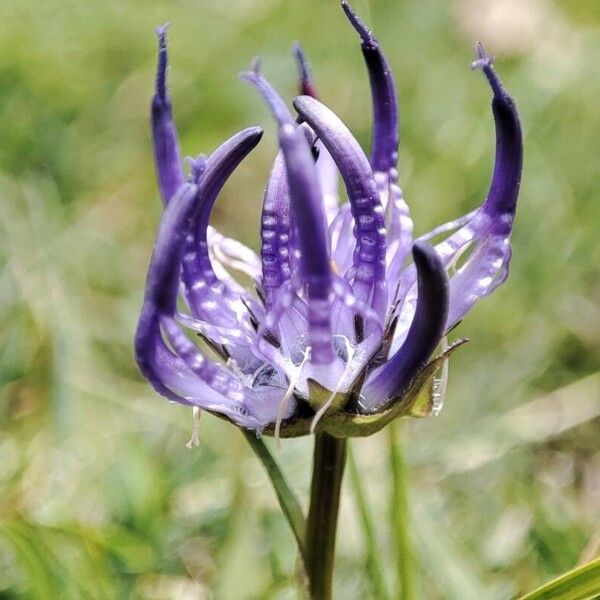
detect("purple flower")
[134,2,522,439]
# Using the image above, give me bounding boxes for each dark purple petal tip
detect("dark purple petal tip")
[473,43,523,221]
[341,0,376,48]
[293,42,319,98]
[154,23,171,102]
[471,42,501,97]
[151,23,184,203]
[341,0,399,173]
[362,241,449,407]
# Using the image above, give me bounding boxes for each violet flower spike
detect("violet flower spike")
[135,2,523,439]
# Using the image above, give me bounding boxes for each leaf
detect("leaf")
[515,557,600,600]
[0,523,61,599]
[241,431,306,562]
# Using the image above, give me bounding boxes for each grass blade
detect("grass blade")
[516,557,600,600]
[348,445,391,600]
[242,431,306,559]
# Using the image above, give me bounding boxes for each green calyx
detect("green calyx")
[259,338,468,439]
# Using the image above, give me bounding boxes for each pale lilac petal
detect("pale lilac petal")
[329,203,355,276]
[160,316,270,427]
[380,172,414,306]
[316,140,341,226]
[207,226,262,282]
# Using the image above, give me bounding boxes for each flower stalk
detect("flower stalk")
[304,434,347,600]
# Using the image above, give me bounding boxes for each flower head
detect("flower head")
[135,3,522,439]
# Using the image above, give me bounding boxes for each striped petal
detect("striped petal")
[293,95,388,318]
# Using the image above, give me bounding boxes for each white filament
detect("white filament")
[431,337,449,416]
[310,336,355,433]
[274,347,312,448]
[185,407,201,448]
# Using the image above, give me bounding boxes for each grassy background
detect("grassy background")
[1,0,599,598]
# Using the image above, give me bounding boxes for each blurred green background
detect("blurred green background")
[1,0,599,598]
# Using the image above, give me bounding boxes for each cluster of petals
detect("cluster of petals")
[134,1,523,438]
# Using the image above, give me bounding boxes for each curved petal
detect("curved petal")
[181,127,263,329]
[341,2,413,293]
[134,181,285,429]
[293,95,387,316]
[446,45,523,328]
[393,45,522,331]
[151,25,184,204]
[279,122,336,365]
[242,64,299,306]
[134,182,200,403]
[342,1,399,173]
[244,67,340,367]
[475,43,523,223]
[361,242,449,411]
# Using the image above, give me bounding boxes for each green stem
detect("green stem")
[305,433,347,600]
[389,422,415,599]
[242,431,306,560]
